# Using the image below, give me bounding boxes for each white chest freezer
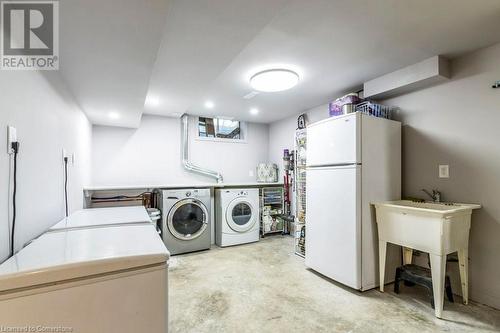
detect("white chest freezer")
[50,206,153,232]
[0,224,169,333]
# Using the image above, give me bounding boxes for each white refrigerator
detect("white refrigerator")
[305,112,401,291]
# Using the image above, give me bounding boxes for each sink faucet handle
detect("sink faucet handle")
[421,189,441,202]
[433,190,441,203]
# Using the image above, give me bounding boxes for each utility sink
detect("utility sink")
[373,200,481,318]
[373,199,481,261]
[375,200,481,215]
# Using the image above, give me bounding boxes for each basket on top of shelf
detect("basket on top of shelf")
[355,101,395,119]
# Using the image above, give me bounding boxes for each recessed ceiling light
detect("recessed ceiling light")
[250,69,299,92]
[204,101,215,109]
[108,111,121,120]
[250,108,259,115]
[145,95,160,107]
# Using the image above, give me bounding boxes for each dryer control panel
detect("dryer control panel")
[224,190,248,196]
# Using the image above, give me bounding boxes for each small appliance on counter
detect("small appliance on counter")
[256,163,278,182]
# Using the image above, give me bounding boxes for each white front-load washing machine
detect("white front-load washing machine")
[158,188,211,255]
[215,188,260,247]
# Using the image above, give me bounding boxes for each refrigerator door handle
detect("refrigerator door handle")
[307,164,361,170]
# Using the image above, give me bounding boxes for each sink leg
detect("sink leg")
[403,247,413,265]
[458,248,469,305]
[379,240,387,292]
[429,254,446,319]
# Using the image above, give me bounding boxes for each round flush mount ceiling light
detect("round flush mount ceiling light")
[250,108,259,115]
[250,69,299,92]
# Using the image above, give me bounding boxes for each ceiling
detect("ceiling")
[59,0,169,128]
[59,0,500,127]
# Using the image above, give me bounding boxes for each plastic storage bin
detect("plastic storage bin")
[329,93,361,117]
[355,101,394,119]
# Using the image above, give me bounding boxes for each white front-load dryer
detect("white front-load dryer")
[215,188,260,247]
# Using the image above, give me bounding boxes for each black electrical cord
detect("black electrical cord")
[64,157,69,217]
[10,142,19,257]
[91,192,153,200]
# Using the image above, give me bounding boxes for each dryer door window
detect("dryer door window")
[226,200,256,233]
[167,199,208,241]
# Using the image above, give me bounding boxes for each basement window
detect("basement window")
[197,117,246,142]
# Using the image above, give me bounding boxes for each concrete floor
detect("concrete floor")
[168,236,500,333]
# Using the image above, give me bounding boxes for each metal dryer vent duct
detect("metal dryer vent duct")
[181,114,223,183]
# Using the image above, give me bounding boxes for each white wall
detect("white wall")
[383,42,500,309]
[91,115,269,185]
[0,71,92,262]
[268,103,329,174]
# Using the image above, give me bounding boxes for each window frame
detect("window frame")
[196,116,248,144]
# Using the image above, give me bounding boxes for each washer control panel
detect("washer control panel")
[184,189,202,198]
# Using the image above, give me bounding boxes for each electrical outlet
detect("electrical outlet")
[7,126,17,154]
[249,170,254,177]
[71,153,76,166]
[439,165,449,178]
[62,148,71,163]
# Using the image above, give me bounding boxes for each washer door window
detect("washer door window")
[226,199,256,233]
[167,199,208,241]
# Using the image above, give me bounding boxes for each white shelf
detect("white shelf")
[260,187,285,236]
[294,129,307,257]
[84,182,283,192]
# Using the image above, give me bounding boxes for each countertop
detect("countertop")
[84,182,283,192]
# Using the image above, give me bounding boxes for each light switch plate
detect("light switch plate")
[439,165,449,178]
[7,126,17,154]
